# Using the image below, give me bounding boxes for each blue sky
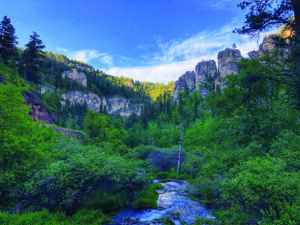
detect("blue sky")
[1,0,271,83]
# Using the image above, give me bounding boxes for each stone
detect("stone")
[62,69,87,86]
[173,71,195,99]
[218,48,242,78]
[248,50,259,60]
[259,34,290,58]
[61,91,141,116]
[61,91,104,112]
[23,90,57,124]
[173,60,217,99]
[195,60,217,85]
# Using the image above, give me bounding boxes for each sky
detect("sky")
[0,0,272,83]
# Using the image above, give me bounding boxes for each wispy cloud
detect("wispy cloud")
[107,58,201,84]
[107,23,267,83]
[56,48,113,66]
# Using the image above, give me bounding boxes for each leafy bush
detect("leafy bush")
[133,184,158,209]
[20,144,140,214]
[189,177,220,203]
[147,148,178,172]
[0,209,111,225]
[83,191,126,213]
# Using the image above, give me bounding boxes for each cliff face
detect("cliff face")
[62,69,87,86]
[61,91,141,116]
[217,48,242,78]
[23,91,57,124]
[258,34,290,58]
[173,71,195,99]
[173,48,242,99]
[173,60,218,99]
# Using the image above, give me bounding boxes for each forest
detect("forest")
[1,0,300,224]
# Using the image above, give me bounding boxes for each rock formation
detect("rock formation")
[173,47,243,99]
[173,60,218,99]
[62,91,105,112]
[23,91,57,124]
[62,69,87,86]
[258,34,290,58]
[217,48,242,78]
[173,71,195,99]
[248,50,259,60]
[61,91,141,117]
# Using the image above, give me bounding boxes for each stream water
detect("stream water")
[110,179,214,225]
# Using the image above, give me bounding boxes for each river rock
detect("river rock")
[112,180,214,225]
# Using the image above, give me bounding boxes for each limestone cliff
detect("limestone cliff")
[173,60,217,99]
[62,69,87,86]
[61,91,141,116]
[217,48,242,78]
[173,48,242,99]
[173,71,195,99]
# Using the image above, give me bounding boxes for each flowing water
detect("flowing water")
[110,179,214,225]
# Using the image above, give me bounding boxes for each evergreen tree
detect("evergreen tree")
[0,16,18,64]
[20,32,45,84]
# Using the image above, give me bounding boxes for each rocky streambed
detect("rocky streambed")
[110,179,214,225]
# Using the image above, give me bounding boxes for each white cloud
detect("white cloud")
[107,58,202,84]
[56,48,113,66]
[107,23,269,84]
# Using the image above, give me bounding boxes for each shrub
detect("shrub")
[0,209,111,225]
[133,184,158,209]
[83,191,126,213]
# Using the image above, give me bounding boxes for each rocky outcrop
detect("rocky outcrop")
[248,50,259,60]
[173,60,217,99]
[173,71,195,99]
[23,91,57,124]
[195,60,218,96]
[173,48,242,99]
[53,127,85,139]
[259,34,290,58]
[40,86,56,94]
[62,69,87,86]
[218,48,242,78]
[61,91,141,116]
[62,91,105,112]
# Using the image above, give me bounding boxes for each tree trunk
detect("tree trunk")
[292,0,300,77]
[177,129,183,174]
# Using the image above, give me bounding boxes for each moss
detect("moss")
[153,183,165,190]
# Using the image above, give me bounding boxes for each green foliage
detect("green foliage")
[192,217,218,225]
[155,218,175,225]
[20,32,45,84]
[42,91,62,112]
[133,184,158,209]
[0,82,58,209]
[153,183,165,190]
[0,16,18,65]
[83,191,126,213]
[189,177,219,203]
[23,144,139,214]
[0,209,111,225]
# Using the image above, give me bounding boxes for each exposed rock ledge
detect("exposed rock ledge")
[61,91,141,117]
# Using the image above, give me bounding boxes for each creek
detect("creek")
[110,179,214,225]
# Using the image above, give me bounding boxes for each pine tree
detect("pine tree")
[20,32,45,84]
[0,16,18,64]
